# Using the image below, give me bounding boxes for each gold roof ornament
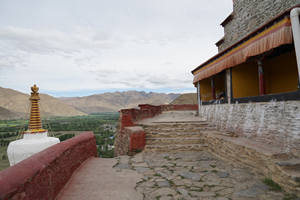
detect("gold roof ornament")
[30,84,40,100]
[24,84,46,134]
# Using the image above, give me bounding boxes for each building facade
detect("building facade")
[218,0,300,51]
[192,0,300,155]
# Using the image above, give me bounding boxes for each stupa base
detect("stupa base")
[7,132,60,166]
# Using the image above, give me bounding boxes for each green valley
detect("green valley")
[0,112,119,170]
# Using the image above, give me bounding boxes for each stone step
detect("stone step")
[150,121,209,126]
[146,132,203,138]
[144,144,208,152]
[143,122,210,128]
[144,126,216,133]
[146,137,205,145]
[142,121,212,152]
[276,159,300,171]
[279,169,300,186]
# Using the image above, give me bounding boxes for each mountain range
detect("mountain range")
[60,91,179,114]
[170,93,197,105]
[0,87,180,120]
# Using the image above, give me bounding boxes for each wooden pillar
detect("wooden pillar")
[226,69,232,104]
[211,77,216,100]
[257,60,265,96]
[197,81,201,116]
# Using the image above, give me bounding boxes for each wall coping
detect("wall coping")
[0,131,97,200]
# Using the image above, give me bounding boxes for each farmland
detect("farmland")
[0,112,119,170]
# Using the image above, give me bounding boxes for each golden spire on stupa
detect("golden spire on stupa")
[24,84,46,134]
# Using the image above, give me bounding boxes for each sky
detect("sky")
[0,0,233,97]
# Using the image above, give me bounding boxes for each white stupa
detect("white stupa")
[7,84,60,166]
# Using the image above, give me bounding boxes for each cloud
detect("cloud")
[0,0,233,95]
[0,26,117,55]
[0,25,207,93]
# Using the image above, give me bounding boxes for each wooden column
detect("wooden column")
[257,60,265,96]
[211,77,216,100]
[197,81,201,116]
[226,69,232,104]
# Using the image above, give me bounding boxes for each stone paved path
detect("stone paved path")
[115,151,290,200]
[58,151,298,200]
[57,157,143,200]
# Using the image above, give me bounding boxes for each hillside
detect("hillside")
[0,87,180,119]
[61,91,180,114]
[0,87,86,120]
[170,93,197,105]
[0,106,25,120]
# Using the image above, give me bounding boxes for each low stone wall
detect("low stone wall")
[114,104,198,156]
[114,126,146,156]
[204,132,300,195]
[0,132,97,200]
[119,105,161,129]
[199,101,300,156]
[119,104,198,129]
[129,127,146,153]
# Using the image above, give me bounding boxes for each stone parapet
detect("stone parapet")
[0,132,97,200]
[119,104,198,130]
[114,104,198,156]
[114,126,146,156]
[129,127,146,153]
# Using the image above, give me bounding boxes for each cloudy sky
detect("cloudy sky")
[0,0,232,97]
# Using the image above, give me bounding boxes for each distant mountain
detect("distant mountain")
[170,93,197,105]
[0,87,86,120]
[60,91,180,114]
[0,87,180,119]
[0,106,25,120]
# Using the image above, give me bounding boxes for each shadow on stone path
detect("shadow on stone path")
[115,151,293,200]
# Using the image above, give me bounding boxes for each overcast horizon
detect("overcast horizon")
[0,0,232,97]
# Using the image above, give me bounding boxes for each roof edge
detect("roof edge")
[215,37,225,47]
[221,13,234,27]
[191,3,300,74]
